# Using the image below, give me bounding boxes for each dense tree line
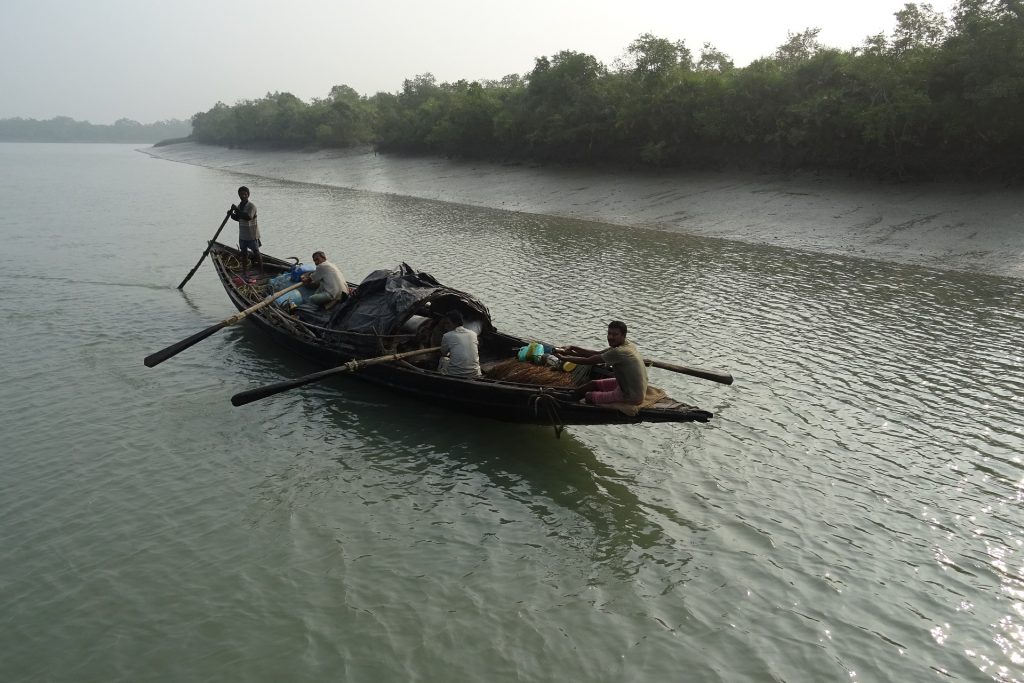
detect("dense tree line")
[191,1,1024,178]
[190,86,374,149]
[0,116,191,143]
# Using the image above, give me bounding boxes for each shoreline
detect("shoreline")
[143,142,1024,279]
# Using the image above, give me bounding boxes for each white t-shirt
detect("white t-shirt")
[310,261,350,299]
[439,326,481,377]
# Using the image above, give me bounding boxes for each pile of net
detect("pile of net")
[484,358,589,387]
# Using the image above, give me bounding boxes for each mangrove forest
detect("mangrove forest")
[189,1,1024,179]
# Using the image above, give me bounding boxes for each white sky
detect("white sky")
[0,0,955,124]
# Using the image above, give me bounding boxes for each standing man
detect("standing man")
[301,250,350,307]
[438,310,481,377]
[230,186,262,275]
[555,320,648,405]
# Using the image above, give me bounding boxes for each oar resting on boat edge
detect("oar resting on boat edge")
[644,359,733,385]
[143,281,305,368]
[555,345,733,385]
[230,347,443,407]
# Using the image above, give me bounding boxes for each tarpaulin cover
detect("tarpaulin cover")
[328,263,490,336]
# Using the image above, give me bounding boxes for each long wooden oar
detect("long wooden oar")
[231,346,442,407]
[645,358,733,385]
[144,281,304,368]
[177,208,233,290]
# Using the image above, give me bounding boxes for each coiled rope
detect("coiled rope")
[529,389,566,439]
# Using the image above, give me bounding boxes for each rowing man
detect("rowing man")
[229,186,262,275]
[555,321,648,405]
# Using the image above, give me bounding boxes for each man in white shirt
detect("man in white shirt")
[438,310,481,377]
[301,251,350,307]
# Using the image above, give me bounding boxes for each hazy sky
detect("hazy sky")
[1,0,955,124]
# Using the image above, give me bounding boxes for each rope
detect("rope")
[264,304,316,338]
[529,389,566,439]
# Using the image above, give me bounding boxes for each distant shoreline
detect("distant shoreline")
[0,115,191,145]
[1,139,163,144]
[142,142,1024,279]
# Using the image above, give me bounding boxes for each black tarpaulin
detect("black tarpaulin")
[329,263,491,338]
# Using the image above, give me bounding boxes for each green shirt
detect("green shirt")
[600,340,648,402]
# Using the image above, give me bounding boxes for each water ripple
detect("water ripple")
[2,144,1023,682]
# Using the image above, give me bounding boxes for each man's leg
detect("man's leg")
[309,291,332,306]
[240,242,254,274]
[572,379,597,400]
[585,378,625,404]
[240,241,256,274]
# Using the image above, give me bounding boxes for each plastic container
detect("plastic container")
[518,341,552,362]
[288,263,316,282]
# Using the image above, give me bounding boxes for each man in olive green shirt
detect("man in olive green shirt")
[555,320,648,405]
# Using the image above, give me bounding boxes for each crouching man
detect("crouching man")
[301,251,350,308]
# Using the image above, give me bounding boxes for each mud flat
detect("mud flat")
[145,143,1024,278]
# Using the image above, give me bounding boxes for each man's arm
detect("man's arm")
[554,348,604,366]
[231,203,255,221]
[565,345,600,356]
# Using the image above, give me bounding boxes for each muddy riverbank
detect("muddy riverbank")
[144,142,1023,278]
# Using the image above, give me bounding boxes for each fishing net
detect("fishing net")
[484,358,590,387]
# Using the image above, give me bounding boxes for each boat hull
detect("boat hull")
[210,243,713,427]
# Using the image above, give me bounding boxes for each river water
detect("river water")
[1,143,1021,682]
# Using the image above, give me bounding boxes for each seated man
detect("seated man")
[555,320,648,405]
[301,250,350,308]
[437,310,481,378]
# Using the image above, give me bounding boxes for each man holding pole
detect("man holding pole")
[555,320,648,405]
[230,186,262,275]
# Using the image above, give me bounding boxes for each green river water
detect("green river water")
[1,143,1021,682]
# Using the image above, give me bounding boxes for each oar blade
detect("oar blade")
[144,321,227,367]
[177,210,232,290]
[647,359,734,385]
[231,364,356,406]
[684,367,734,385]
[232,378,312,406]
[230,346,441,407]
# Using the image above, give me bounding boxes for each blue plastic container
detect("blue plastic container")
[288,263,316,282]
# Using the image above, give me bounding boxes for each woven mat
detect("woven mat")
[602,386,668,416]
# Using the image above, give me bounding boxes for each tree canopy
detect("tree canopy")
[189,1,1024,179]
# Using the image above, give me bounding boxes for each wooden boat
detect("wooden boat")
[207,242,714,431]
